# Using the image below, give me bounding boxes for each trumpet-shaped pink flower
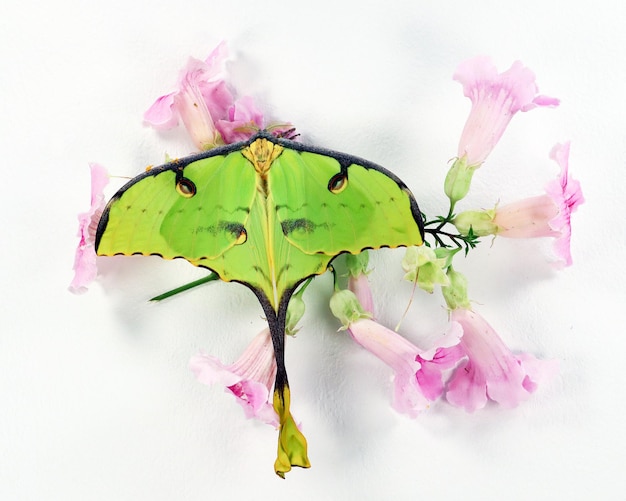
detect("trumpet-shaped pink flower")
[69,163,109,293]
[331,277,464,417]
[144,44,294,149]
[144,42,234,149]
[190,328,278,426]
[455,56,559,167]
[454,141,584,266]
[491,195,561,238]
[545,142,584,267]
[348,318,464,417]
[348,272,375,315]
[445,308,558,412]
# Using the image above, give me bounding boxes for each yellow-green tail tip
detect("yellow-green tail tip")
[273,386,310,478]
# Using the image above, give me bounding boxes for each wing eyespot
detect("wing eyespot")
[328,172,348,194]
[176,178,196,198]
[235,228,247,245]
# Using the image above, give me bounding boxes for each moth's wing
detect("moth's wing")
[96,151,256,261]
[270,147,423,256]
[194,188,333,309]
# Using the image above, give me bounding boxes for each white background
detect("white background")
[1,1,624,499]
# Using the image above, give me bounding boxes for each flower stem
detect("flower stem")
[421,204,479,254]
[149,272,219,301]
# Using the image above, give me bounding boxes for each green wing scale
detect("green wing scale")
[95,131,424,476]
[272,148,423,254]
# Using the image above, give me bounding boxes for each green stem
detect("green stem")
[421,202,479,253]
[149,273,219,301]
[329,265,340,292]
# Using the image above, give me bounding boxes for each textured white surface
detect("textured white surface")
[1,0,624,499]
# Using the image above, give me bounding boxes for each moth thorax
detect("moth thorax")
[242,138,284,177]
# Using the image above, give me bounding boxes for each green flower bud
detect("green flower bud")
[442,266,471,310]
[402,246,450,294]
[444,157,476,206]
[285,293,306,336]
[345,251,370,277]
[434,247,462,269]
[453,208,498,237]
[329,289,371,329]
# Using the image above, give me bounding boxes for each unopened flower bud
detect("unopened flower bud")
[442,266,471,310]
[453,208,498,236]
[444,157,476,206]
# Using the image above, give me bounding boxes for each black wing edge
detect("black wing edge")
[94,131,425,251]
[267,132,425,241]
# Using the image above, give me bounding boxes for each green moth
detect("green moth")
[95,131,424,475]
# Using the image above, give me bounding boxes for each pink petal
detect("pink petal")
[445,308,558,412]
[392,370,430,417]
[202,41,229,78]
[88,163,109,206]
[143,45,235,148]
[174,82,220,149]
[181,54,232,121]
[454,57,558,166]
[199,80,234,124]
[524,94,560,111]
[189,328,278,426]
[216,96,264,143]
[348,273,375,317]
[348,319,463,417]
[545,142,585,267]
[143,92,179,129]
[446,358,489,412]
[69,243,99,295]
[227,379,279,425]
[348,319,419,374]
[493,195,560,238]
[69,163,109,294]
[189,352,241,387]
[347,319,426,417]
[517,353,560,393]
[415,322,464,401]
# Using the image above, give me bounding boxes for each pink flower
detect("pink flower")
[445,308,558,412]
[491,196,561,238]
[216,96,297,144]
[331,277,464,417]
[347,318,463,417]
[69,163,109,293]
[545,142,584,267]
[143,43,296,148]
[455,56,559,167]
[215,96,264,144]
[348,273,375,316]
[480,142,583,265]
[143,42,234,149]
[189,327,278,426]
